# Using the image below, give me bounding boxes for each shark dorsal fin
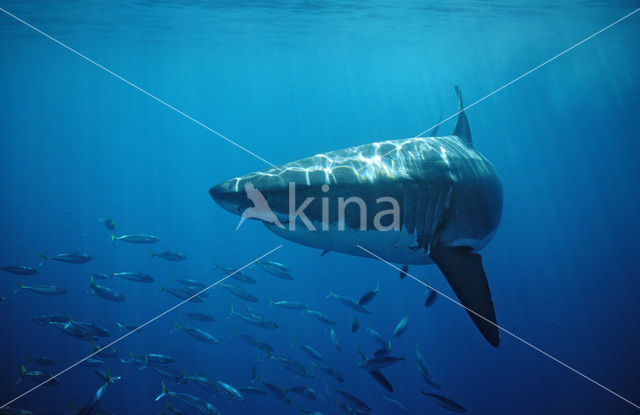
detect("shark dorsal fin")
[452,86,472,147]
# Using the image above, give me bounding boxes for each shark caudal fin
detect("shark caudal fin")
[452,86,472,147]
[429,246,499,347]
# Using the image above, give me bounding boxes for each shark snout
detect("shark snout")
[209,180,246,216]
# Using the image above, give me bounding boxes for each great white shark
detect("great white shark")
[210,87,502,346]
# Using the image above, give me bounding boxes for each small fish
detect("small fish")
[150,250,186,261]
[0,407,34,415]
[142,353,176,365]
[256,260,293,280]
[39,252,92,265]
[92,342,118,358]
[116,322,142,332]
[90,276,125,302]
[365,327,390,350]
[99,218,116,231]
[90,272,111,280]
[216,380,245,400]
[416,342,441,390]
[214,262,257,284]
[269,299,308,310]
[425,287,438,307]
[251,360,258,381]
[287,386,318,400]
[260,379,291,404]
[162,399,185,415]
[110,234,159,244]
[268,354,314,378]
[77,369,119,415]
[234,331,275,353]
[330,327,341,351]
[149,365,186,383]
[239,386,267,396]
[393,313,409,337]
[399,264,409,279]
[292,339,324,361]
[15,282,67,296]
[305,309,336,326]
[170,276,207,289]
[80,358,105,368]
[357,355,405,371]
[181,312,216,323]
[27,356,56,367]
[155,382,220,414]
[229,305,278,329]
[327,290,372,314]
[220,283,258,302]
[311,362,344,383]
[160,286,205,303]
[420,390,466,412]
[382,395,408,413]
[29,313,69,326]
[334,387,371,413]
[351,316,360,333]
[1,265,38,275]
[112,271,154,283]
[16,363,59,386]
[368,370,393,392]
[171,321,218,344]
[358,282,379,306]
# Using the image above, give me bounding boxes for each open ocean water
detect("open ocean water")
[1,1,639,414]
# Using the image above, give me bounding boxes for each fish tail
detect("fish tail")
[169,320,180,334]
[155,382,169,402]
[14,282,24,293]
[89,274,94,288]
[227,305,235,319]
[104,368,112,384]
[110,234,117,244]
[268,298,274,308]
[116,322,123,329]
[139,355,148,370]
[325,289,334,299]
[17,363,26,384]
[38,253,48,266]
[213,261,220,270]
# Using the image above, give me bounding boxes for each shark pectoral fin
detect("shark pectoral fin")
[429,246,499,347]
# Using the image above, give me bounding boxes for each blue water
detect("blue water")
[1,1,639,414]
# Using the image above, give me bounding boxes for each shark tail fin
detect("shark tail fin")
[110,234,117,245]
[452,86,472,146]
[325,290,334,299]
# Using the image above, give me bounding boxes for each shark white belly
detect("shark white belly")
[210,87,503,346]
